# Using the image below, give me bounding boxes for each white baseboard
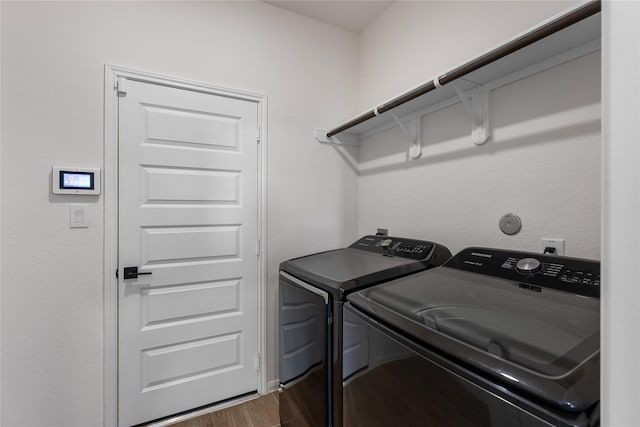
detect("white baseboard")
[267,379,279,393]
[152,393,260,426]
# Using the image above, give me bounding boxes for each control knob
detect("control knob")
[380,238,393,256]
[380,239,393,248]
[516,258,541,274]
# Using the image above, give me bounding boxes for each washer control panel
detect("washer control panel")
[350,235,434,260]
[446,247,600,298]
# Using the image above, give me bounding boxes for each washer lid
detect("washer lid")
[290,248,411,283]
[281,248,420,298]
[348,266,600,412]
[279,235,451,299]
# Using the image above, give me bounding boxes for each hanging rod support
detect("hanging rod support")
[315,129,360,147]
[451,83,490,145]
[389,112,422,160]
[451,83,481,125]
[458,77,484,86]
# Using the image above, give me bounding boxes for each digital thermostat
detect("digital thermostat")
[52,166,101,195]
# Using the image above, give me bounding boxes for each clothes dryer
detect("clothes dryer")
[278,235,451,427]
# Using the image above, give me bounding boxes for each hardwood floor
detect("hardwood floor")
[170,392,280,427]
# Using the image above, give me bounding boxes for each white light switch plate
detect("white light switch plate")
[70,205,89,228]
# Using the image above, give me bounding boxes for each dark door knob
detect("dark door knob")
[123,266,152,279]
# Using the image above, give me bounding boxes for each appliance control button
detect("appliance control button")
[380,239,393,248]
[516,258,542,274]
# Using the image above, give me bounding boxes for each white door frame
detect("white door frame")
[103,64,268,427]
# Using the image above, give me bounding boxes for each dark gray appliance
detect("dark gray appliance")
[345,247,600,427]
[278,235,451,427]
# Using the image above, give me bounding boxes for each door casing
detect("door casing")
[103,64,268,426]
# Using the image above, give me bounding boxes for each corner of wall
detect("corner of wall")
[601,2,640,424]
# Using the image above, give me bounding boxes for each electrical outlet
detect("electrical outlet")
[376,228,389,236]
[540,238,565,256]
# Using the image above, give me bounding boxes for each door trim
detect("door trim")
[103,64,268,426]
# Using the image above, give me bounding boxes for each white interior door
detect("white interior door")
[117,78,260,426]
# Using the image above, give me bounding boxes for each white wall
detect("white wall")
[354,1,601,260]
[357,1,581,110]
[0,2,358,426]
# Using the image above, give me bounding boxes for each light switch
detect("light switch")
[70,205,89,228]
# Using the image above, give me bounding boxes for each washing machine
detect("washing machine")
[344,247,600,427]
[278,235,451,427]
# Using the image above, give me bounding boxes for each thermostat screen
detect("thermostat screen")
[60,171,94,190]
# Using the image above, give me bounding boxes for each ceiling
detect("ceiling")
[263,1,395,34]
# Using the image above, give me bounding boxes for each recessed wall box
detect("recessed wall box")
[52,166,101,195]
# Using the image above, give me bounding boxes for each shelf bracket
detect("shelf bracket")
[451,83,490,145]
[315,129,360,147]
[389,112,422,160]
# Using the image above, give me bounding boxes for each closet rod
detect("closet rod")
[326,0,601,138]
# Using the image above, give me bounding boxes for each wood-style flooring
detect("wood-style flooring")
[171,392,280,427]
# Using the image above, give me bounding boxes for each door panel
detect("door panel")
[141,332,242,390]
[144,104,241,150]
[141,279,241,326]
[143,167,240,203]
[141,225,240,263]
[118,79,259,426]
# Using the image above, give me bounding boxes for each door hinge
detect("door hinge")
[256,238,261,257]
[254,353,261,371]
[115,269,118,279]
[256,127,261,144]
[116,77,128,96]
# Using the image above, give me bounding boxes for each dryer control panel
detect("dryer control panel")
[350,235,435,260]
[446,247,600,298]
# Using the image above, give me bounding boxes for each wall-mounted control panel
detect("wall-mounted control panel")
[52,166,101,195]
